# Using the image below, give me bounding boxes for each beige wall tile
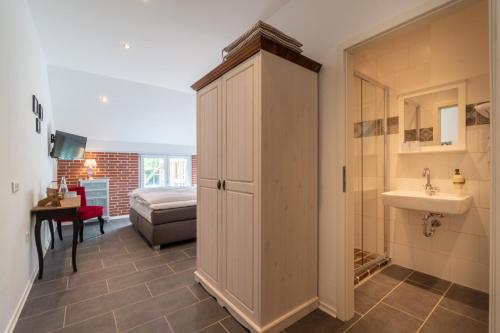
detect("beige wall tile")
[377,47,409,76]
[412,224,433,251]
[450,258,489,292]
[467,73,490,103]
[391,24,431,51]
[395,63,430,94]
[478,125,491,153]
[412,248,451,281]
[389,207,409,223]
[362,216,378,253]
[462,179,479,207]
[390,242,413,268]
[448,152,490,181]
[449,206,490,236]
[479,180,490,209]
[466,125,490,155]
[407,153,449,179]
[431,230,480,261]
[388,92,398,117]
[479,235,490,266]
[409,42,431,67]
[392,220,413,246]
[466,126,480,153]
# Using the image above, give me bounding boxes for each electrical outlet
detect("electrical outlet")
[11,181,20,193]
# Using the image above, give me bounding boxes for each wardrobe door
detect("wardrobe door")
[221,56,259,313]
[196,79,222,287]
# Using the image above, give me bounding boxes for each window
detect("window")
[141,155,191,188]
[142,157,165,188]
[439,105,459,145]
[169,157,188,186]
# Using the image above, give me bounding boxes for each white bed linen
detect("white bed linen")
[130,186,196,206]
[130,199,154,222]
[129,186,197,223]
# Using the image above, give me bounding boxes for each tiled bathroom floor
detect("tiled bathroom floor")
[287,264,489,333]
[15,220,489,333]
[351,264,489,332]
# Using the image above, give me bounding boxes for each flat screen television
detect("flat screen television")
[50,131,87,160]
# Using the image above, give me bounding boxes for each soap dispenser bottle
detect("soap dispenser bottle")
[453,169,465,195]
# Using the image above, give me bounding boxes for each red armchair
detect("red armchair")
[56,186,105,242]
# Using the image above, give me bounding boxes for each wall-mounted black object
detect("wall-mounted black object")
[50,130,87,160]
[32,95,38,115]
[36,118,41,134]
[37,103,44,121]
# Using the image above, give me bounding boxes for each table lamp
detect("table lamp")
[84,159,97,179]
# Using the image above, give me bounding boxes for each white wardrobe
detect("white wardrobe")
[194,42,320,333]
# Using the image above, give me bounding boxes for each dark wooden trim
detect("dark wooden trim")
[32,207,79,279]
[260,37,322,73]
[191,35,322,91]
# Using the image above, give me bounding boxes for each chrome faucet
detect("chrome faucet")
[422,168,439,195]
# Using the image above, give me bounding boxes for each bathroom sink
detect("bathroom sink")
[381,190,472,215]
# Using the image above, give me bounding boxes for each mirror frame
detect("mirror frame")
[397,81,466,153]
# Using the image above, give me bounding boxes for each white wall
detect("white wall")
[48,66,196,155]
[0,0,56,332]
[267,0,450,313]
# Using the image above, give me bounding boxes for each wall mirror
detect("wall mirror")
[398,81,466,153]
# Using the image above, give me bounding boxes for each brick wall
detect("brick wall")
[57,152,139,217]
[57,152,198,217]
[192,155,198,185]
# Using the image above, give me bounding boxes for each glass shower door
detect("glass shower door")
[353,74,388,275]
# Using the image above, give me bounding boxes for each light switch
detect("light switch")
[11,181,20,193]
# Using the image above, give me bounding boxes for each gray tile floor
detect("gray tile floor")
[14,219,489,333]
[347,265,489,333]
[14,219,248,333]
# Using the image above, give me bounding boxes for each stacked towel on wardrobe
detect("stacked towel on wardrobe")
[222,20,303,60]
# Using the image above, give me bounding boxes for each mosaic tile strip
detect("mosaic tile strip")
[420,127,433,142]
[353,118,385,138]
[354,101,489,138]
[466,101,490,125]
[404,129,417,142]
[404,127,433,142]
[387,116,399,134]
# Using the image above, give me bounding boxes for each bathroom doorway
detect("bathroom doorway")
[336,0,493,328]
[352,73,390,284]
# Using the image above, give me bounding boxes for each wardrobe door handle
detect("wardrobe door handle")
[217,180,221,190]
[222,180,226,190]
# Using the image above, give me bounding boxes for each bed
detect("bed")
[129,186,196,249]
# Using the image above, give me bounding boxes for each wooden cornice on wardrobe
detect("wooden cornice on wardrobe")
[191,34,322,91]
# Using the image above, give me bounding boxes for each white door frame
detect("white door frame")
[334,1,499,331]
[489,0,499,331]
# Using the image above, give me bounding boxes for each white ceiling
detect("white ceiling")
[28,0,290,92]
[48,66,196,150]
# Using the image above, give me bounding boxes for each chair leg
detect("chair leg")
[57,221,63,241]
[98,216,105,234]
[79,221,84,243]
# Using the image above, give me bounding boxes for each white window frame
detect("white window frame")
[167,155,192,187]
[140,155,192,188]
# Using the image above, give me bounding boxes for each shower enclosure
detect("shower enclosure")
[352,72,389,282]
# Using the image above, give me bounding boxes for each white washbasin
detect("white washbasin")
[381,190,472,215]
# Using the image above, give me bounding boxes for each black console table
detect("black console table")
[30,197,81,279]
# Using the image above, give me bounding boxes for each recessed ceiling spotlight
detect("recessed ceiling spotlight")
[99,96,109,104]
[122,41,131,49]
